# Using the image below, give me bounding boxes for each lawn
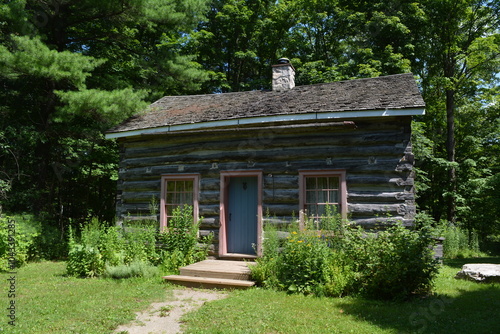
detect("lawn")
[1,258,499,333]
[0,262,169,333]
[182,257,500,334]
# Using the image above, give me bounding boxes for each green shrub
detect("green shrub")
[66,219,158,277]
[251,222,281,288]
[344,224,439,300]
[253,218,354,297]
[66,243,104,278]
[157,205,199,255]
[66,222,106,277]
[157,205,212,275]
[103,261,159,279]
[252,213,439,300]
[66,205,210,278]
[122,224,158,264]
[0,214,40,271]
[278,230,331,294]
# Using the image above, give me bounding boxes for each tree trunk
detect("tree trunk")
[446,88,456,223]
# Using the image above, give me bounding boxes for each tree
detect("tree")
[0,0,210,226]
[414,0,500,223]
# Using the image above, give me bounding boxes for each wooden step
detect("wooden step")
[180,260,255,281]
[163,275,255,289]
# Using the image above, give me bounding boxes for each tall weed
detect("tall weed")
[157,205,212,274]
[442,224,482,258]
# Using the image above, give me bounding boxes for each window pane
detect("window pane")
[167,181,176,192]
[302,173,343,224]
[317,190,327,203]
[329,190,339,204]
[185,181,193,192]
[177,181,185,192]
[328,177,339,189]
[317,177,328,190]
[306,190,316,204]
[306,177,316,189]
[184,193,193,205]
[317,204,327,217]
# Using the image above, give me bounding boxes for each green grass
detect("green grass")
[0,261,169,333]
[182,257,500,334]
[1,258,499,333]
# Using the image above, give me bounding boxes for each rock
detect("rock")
[455,263,500,283]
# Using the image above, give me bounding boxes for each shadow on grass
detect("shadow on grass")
[337,283,500,333]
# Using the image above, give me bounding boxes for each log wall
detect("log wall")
[115,116,416,253]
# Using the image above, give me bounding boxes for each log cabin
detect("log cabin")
[105,59,425,258]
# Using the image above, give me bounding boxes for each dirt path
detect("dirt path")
[113,288,228,334]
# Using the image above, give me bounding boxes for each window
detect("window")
[299,170,347,222]
[160,174,199,231]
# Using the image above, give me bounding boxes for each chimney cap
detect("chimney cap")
[277,57,291,64]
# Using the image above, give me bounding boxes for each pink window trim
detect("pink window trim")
[219,170,263,257]
[159,174,200,232]
[298,170,347,223]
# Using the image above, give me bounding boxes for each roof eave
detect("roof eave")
[104,107,425,140]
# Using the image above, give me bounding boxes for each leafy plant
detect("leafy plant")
[157,205,211,274]
[344,224,440,300]
[252,212,440,300]
[0,214,40,272]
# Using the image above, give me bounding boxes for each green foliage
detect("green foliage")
[253,211,439,300]
[344,224,439,300]
[278,230,353,296]
[157,205,199,255]
[0,214,40,272]
[66,205,210,278]
[441,224,483,259]
[66,220,159,278]
[103,260,159,279]
[157,205,212,274]
[0,0,210,227]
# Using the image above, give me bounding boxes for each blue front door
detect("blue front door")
[227,176,258,254]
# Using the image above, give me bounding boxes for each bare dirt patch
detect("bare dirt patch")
[113,288,228,334]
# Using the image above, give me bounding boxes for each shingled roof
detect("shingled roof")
[107,73,425,138]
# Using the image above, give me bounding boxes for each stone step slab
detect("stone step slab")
[455,263,500,283]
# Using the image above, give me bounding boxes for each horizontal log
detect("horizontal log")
[348,203,404,215]
[120,144,411,169]
[121,123,410,155]
[263,174,299,188]
[348,191,414,203]
[263,189,299,204]
[118,161,411,183]
[199,190,220,204]
[200,178,220,191]
[199,204,219,216]
[121,191,159,203]
[347,174,414,186]
[121,180,161,191]
[350,217,414,229]
[263,204,300,216]
[200,218,219,228]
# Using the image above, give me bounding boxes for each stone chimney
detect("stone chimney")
[272,58,295,91]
